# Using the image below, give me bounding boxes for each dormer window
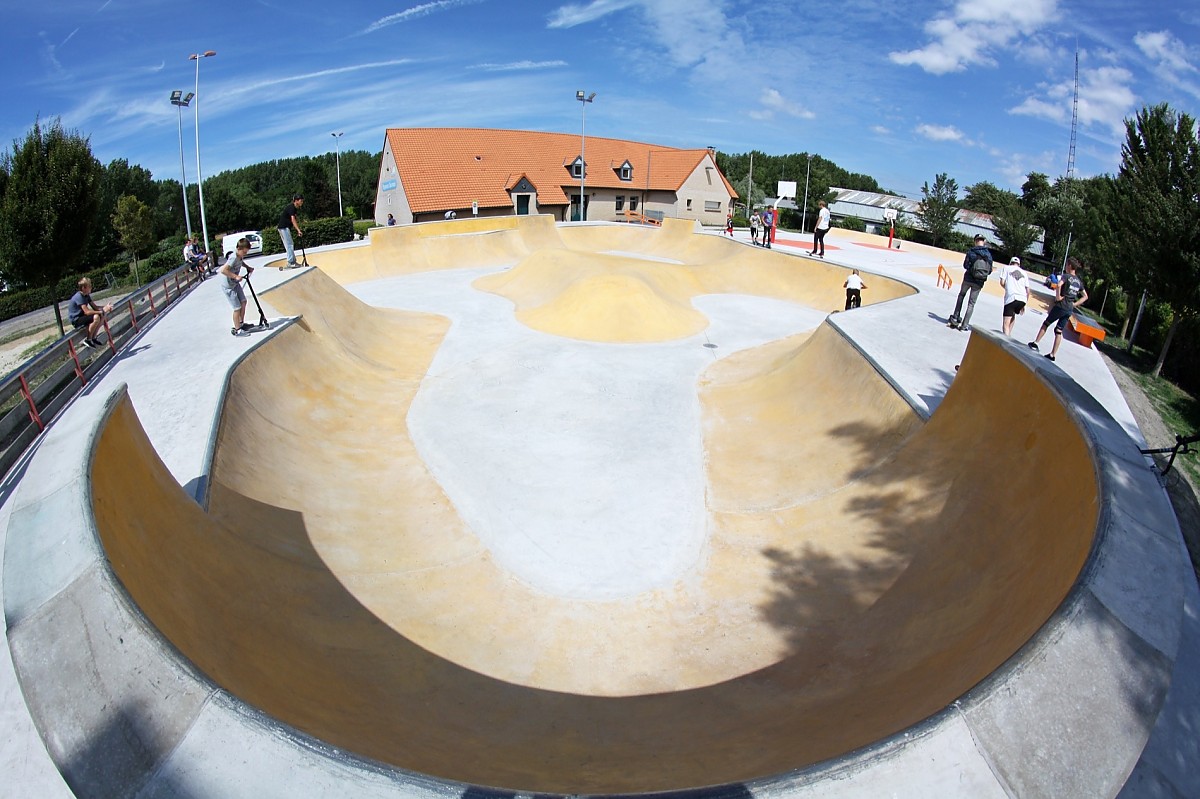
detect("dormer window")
[571,156,585,179]
[617,159,633,181]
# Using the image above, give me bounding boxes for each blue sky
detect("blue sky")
[1,0,1198,198]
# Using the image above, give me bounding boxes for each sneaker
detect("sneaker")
[240,323,255,331]
[81,338,94,348]
[231,327,244,337]
[1045,353,1055,361]
[807,251,816,256]
[1027,341,1039,351]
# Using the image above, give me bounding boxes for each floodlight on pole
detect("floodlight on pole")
[169,90,195,240]
[189,50,216,258]
[576,90,595,221]
[331,132,344,218]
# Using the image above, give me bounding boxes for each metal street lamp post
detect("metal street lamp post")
[575,90,595,221]
[169,90,195,239]
[801,153,812,233]
[189,50,216,258]
[331,132,344,217]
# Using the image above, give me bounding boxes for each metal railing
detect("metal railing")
[0,264,206,479]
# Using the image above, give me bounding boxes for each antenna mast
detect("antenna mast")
[1066,45,1079,179]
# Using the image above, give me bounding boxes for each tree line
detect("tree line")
[0,117,380,294]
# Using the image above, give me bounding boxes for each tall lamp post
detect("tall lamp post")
[189,50,216,257]
[169,90,195,239]
[801,153,812,234]
[331,132,344,217]
[575,90,595,221]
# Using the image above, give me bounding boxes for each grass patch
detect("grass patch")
[19,335,57,360]
[1132,373,1200,487]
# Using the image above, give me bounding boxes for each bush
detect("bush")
[353,220,374,239]
[141,250,183,284]
[835,215,866,232]
[260,215,355,256]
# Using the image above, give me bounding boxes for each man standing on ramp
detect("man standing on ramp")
[277,195,304,269]
[947,234,993,330]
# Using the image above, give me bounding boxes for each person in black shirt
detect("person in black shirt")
[1029,257,1088,361]
[277,195,304,268]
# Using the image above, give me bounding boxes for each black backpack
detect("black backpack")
[969,257,991,283]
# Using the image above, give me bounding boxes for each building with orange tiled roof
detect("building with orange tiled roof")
[375,128,738,227]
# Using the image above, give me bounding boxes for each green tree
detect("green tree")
[1111,103,1200,376]
[84,158,160,266]
[0,118,102,290]
[962,181,1018,216]
[916,173,959,247]
[1035,177,1084,265]
[112,194,156,283]
[990,199,1040,263]
[1021,172,1051,211]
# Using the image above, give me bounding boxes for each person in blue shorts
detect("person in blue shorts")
[1029,257,1088,362]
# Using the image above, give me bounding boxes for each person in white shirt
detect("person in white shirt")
[844,269,867,310]
[810,200,831,257]
[1001,257,1029,336]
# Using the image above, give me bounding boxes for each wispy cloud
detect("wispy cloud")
[472,60,567,72]
[363,0,484,34]
[890,0,1060,74]
[225,59,415,98]
[871,125,891,135]
[1009,63,1136,139]
[748,88,814,121]
[547,0,638,28]
[1135,30,1200,100]
[548,0,746,84]
[915,123,966,142]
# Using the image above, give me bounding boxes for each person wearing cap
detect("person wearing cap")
[1001,257,1029,336]
[277,195,304,268]
[947,234,993,331]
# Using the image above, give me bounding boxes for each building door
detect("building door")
[516,195,530,215]
[570,194,589,221]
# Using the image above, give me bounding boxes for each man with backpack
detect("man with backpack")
[947,234,994,330]
[1029,257,1088,362]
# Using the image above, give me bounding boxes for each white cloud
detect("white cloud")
[1135,30,1200,100]
[872,125,891,135]
[473,60,568,72]
[890,0,1059,74]
[1009,64,1136,140]
[547,0,746,84]
[364,0,484,34]
[1134,30,1196,75]
[915,123,966,142]
[750,88,814,121]
[547,0,638,28]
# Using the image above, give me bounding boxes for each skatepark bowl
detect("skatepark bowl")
[3,216,1186,797]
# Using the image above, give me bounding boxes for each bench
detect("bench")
[1070,313,1106,348]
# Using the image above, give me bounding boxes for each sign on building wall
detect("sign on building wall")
[381,179,397,192]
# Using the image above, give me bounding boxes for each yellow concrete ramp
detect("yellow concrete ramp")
[90,264,1097,793]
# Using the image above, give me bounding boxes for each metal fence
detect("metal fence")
[0,265,206,479]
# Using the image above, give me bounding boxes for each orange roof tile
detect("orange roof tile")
[384,128,738,214]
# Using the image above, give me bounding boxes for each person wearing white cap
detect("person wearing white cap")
[1001,257,1029,336]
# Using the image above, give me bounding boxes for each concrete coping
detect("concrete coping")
[1,313,1186,797]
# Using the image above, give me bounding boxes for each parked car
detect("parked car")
[222,231,263,260]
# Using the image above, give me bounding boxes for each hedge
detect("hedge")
[259,216,355,256]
